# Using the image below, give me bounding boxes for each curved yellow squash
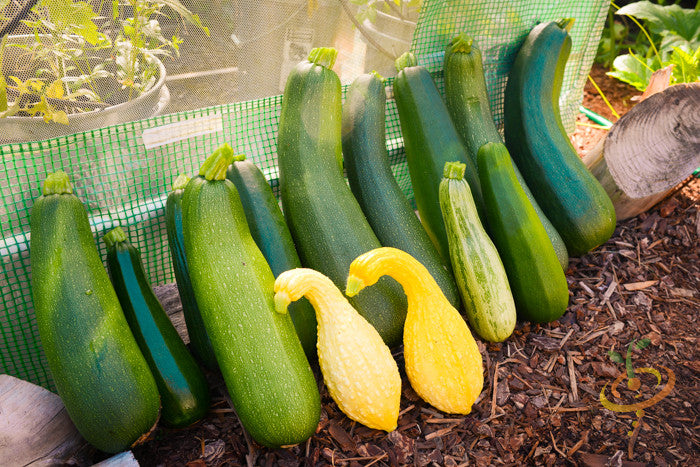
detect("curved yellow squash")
[274,268,401,431]
[347,247,483,414]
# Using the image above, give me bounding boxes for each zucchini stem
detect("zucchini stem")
[308,47,338,70]
[370,70,386,83]
[42,170,73,196]
[443,161,466,180]
[199,144,234,181]
[557,18,575,32]
[103,226,128,249]
[395,52,417,72]
[172,174,190,191]
[449,33,473,54]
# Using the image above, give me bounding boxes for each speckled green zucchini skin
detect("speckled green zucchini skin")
[342,72,460,309]
[165,176,218,370]
[477,143,569,323]
[392,52,484,262]
[439,161,516,342]
[226,156,317,359]
[182,146,320,448]
[443,33,569,270]
[277,48,407,348]
[504,20,616,256]
[30,171,160,453]
[104,227,210,428]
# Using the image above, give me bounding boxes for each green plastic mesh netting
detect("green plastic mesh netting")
[0,0,608,389]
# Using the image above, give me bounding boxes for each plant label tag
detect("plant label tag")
[141,114,223,149]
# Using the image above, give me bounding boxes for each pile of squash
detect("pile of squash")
[30,20,615,452]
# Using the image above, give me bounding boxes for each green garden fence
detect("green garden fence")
[0,0,608,389]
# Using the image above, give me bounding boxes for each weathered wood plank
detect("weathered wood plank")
[0,374,90,466]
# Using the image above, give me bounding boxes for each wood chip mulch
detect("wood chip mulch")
[130,175,699,467]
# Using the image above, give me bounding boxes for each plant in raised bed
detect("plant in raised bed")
[0,0,206,131]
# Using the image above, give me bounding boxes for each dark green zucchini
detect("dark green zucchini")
[504,19,616,256]
[393,51,484,262]
[30,171,160,453]
[165,174,218,370]
[277,47,407,348]
[104,226,211,428]
[226,154,317,358]
[342,71,460,309]
[182,144,320,448]
[443,33,569,269]
[477,142,569,323]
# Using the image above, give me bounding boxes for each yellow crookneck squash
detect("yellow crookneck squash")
[274,268,401,432]
[346,247,484,414]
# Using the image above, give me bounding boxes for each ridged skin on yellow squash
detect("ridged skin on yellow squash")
[275,268,401,431]
[346,247,484,414]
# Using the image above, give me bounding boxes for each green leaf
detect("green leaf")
[0,36,7,112]
[52,109,69,124]
[40,0,101,45]
[616,1,700,45]
[635,338,652,350]
[608,351,624,363]
[0,75,7,113]
[158,0,209,36]
[45,79,64,98]
[607,53,657,91]
[0,101,21,118]
[669,45,700,84]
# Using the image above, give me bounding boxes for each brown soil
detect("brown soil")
[128,65,699,466]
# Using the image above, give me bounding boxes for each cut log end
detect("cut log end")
[585,82,700,220]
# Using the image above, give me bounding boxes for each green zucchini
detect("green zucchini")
[439,161,516,342]
[477,142,569,323]
[226,154,317,358]
[341,72,460,309]
[165,174,218,370]
[503,20,616,256]
[277,47,407,348]
[104,226,211,428]
[182,144,320,448]
[443,33,569,270]
[393,51,484,262]
[30,171,159,453]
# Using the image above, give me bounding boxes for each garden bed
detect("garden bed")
[130,66,699,467]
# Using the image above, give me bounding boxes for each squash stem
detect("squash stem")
[308,47,338,70]
[449,33,473,54]
[172,174,190,191]
[232,153,246,162]
[557,18,575,32]
[370,70,386,83]
[199,143,234,181]
[395,52,417,72]
[443,161,466,180]
[103,226,128,249]
[42,170,73,196]
[345,275,365,297]
[274,290,291,314]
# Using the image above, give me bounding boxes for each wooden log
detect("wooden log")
[583,82,700,220]
[92,451,139,466]
[0,374,91,466]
